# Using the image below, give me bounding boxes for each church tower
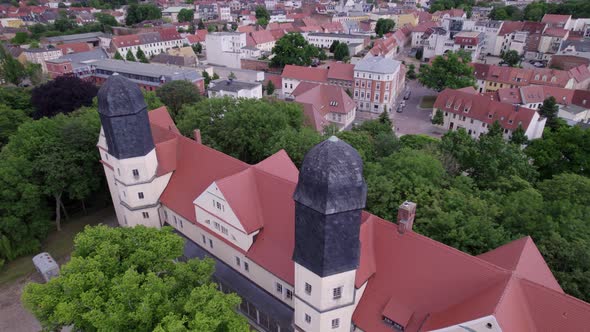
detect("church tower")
[97,75,161,228]
[292,136,367,332]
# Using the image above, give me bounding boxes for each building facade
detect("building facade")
[97,75,590,332]
[353,57,404,113]
[205,32,246,68]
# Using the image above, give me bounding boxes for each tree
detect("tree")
[333,42,349,61]
[431,109,444,125]
[406,64,416,79]
[525,125,590,179]
[178,8,194,23]
[0,86,32,111]
[486,120,503,138]
[266,127,322,167]
[126,4,162,25]
[329,40,340,53]
[54,14,76,32]
[198,20,205,30]
[418,50,476,92]
[94,13,118,27]
[11,31,29,45]
[538,96,559,130]
[255,5,270,21]
[114,50,123,60]
[156,80,202,119]
[176,98,305,164]
[257,18,269,27]
[489,5,523,21]
[31,75,98,119]
[510,124,528,145]
[266,80,275,95]
[228,71,237,80]
[271,33,321,68]
[0,46,27,85]
[135,47,148,63]
[192,42,202,54]
[0,105,29,148]
[207,24,216,32]
[22,225,249,332]
[375,18,395,37]
[125,49,136,61]
[502,50,520,67]
[523,1,547,21]
[201,70,211,88]
[143,90,164,110]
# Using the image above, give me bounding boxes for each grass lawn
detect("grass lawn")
[419,95,437,109]
[0,206,115,286]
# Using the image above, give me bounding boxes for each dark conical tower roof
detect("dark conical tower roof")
[98,73,147,117]
[292,136,367,277]
[98,74,154,159]
[294,136,367,214]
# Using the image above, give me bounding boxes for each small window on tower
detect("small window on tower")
[305,283,312,295]
[333,286,342,299]
[305,314,311,324]
[286,289,292,299]
[276,283,283,294]
[235,257,241,267]
[244,262,249,272]
[138,192,144,199]
[132,169,139,178]
[332,318,340,329]
[142,212,149,219]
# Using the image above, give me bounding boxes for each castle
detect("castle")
[97,75,590,332]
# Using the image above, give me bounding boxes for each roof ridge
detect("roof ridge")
[518,277,590,309]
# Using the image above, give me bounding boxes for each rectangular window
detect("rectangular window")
[209,239,213,248]
[164,210,168,220]
[173,216,177,225]
[305,283,312,295]
[276,283,283,294]
[286,289,293,299]
[214,222,220,230]
[244,262,249,272]
[332,319,340,329]
[138,192,144,199]
[142,212,149,219]
[305,314,311,324]
[202,235,206,244]
[180,220,183,228]
[236,257,241,266]
[132,169,139,177]
[221,226,228,235]
[333,286,342,299]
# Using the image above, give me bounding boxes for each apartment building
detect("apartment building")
[207,79,262,99]
[111,28,184,58]
[205,32,246,68]
[23,47,63,72]
[353,56,404,113]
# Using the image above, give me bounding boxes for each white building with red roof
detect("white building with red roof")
[110,28,184,57]
[353,56,405,113]
[281,63,355,97]
[292,82,356,131]
[97,75,590,332]
[433,87,546,140]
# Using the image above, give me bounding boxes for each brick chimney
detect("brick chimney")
[397,201,417,234]
[193,129,202,144]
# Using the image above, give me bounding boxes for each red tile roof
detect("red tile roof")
[498,21,524,36]
[112,34,141,48]
[478,236,562,293]
[327,62,354,81]
[249,30,275,45]
[292,81,355,115]
[145,105,590,332]
[541,14,571,25]
[159,27,182,41]
[56,42,91,54]
[544,27,568,38]
[282,64,328,83]
[434,88,538,131]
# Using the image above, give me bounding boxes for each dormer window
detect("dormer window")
[551,76,557,83]
[509,120,513,124]
[488,114,493,119]
[542,75,547,81]
[535,74,540,80]
[454,104,460,110]
[132,169,139,178]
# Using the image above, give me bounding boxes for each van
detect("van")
[403,91,411,100]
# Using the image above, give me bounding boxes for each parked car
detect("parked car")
[404,91,411,100]
[533,62,545,68]
[396,105,403,113]
[400,100,406,107]
[33,252,59,283]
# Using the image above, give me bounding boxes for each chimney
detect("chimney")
[193,129,202,144]
[397,201,417,234]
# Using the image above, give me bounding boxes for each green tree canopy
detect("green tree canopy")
[0,45,27,85]
[418,50,476,91]
[266,80,275,95]
[126,49,136,61]
[333,42,349,61]
[176,97,305,164]
[271,33,321,68]
[538,96,559,130]
[178,8,194,23]
[136,47,148,63]
[126,3,162,25]
[114,50,123,60]
[502,50,520,67]
[156,80,202,119]
[255,5,270,21]
[31,75,98,119]
[22,225,249,332]
[375,18,395,37]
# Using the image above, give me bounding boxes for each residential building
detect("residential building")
[205,32,246,68]
[218,5,232,22]
[162,6,190,22]
[473,20,503,56]
[23,47,63,72]
[353,56,404,113]
[97,74,590,332]
[433,87,546,140]
[541,14,573,29]
[281,63,354,97]
[45,48,109,79]
[472,63,590,92]
[207,79,262,99]
[453,31,485,60]
[558,38,590,61]
[89,59,205,92]
[111,28,184,58]
[246,30,276,52]
[419,26,453,61]
[291,82,356,131]
[304,32,368,50]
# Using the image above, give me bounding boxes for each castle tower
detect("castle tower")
[97,75,162,228]
[292,136,367,332]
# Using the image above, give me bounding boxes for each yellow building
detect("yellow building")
[393,13,418,27]
[0,18,25,28]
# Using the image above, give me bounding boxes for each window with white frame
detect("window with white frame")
[286,289,292,299]
[305,314,311,324]
[138,192,144,199]
[142,212,149,219]
[221,226,228,235]
[276,283,283,294]
[132,169,139,177]
[332,318,340,329]
[305,283,312,295]
[244,262,249,272]
[214,222,220,230]
[333,286,342,299]
[235,257,241,267]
